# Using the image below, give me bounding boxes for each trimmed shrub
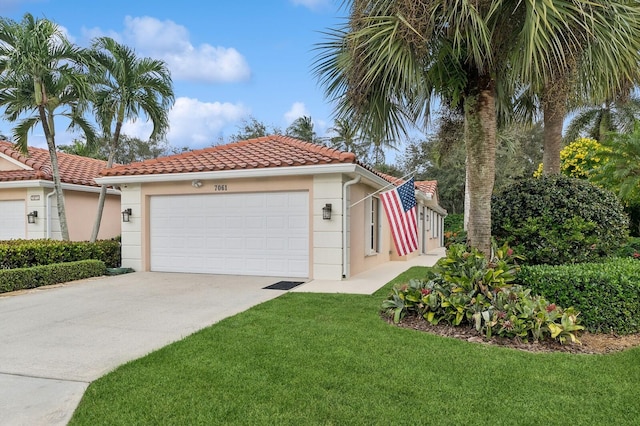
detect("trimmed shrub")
[492,175,628,265]
[517,258,640,334]
[0,239,120,269]
[0,260,106,294]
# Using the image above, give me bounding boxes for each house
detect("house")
[96,135,447,280]
[0,140,121,241]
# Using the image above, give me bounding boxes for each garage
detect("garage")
[0,200,25,240]
[149,191,309,277]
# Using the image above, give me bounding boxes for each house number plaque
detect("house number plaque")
[214,184,228,191]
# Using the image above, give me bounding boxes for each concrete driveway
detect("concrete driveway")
[0,272,291,426]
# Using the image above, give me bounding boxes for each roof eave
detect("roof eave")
[97,163,360,183]
[0,179,120,195]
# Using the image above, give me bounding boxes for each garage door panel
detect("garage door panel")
[0,200,26,240]
[288,237,307,250]
[150,192,309,277]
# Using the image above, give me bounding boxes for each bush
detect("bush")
[444,213,464,232]
[492,175,628,265]
[444,229,467,247]
[0,239,120,269]
[517,258,640,334]
[615,236,640,258]
[0,260,106,294]
[381,244,583,344]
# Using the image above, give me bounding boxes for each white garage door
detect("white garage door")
[0,200,26,240]
[150,191,309,277]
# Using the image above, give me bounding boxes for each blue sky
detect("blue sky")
[1,0,397,154]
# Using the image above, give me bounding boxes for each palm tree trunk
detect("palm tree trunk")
[89,151,115,242]
[39,106,69,240]
[464,76,496,255]
[542,88,567,175]
[90,122,122,242]
[463,158,469,231]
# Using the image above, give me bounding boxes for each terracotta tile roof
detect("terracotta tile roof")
[101,135,358,177]
[0,140,108,187]
[415,180,438,197]
[375,171,405,186]
[374,171,438,197]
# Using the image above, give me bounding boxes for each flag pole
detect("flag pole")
[348,171,416,208]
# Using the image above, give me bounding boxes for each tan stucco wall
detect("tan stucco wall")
[0,157,24,171]
[65,190,121,241]
[0,187,27,201]
[134,176,314,273]
[0,186,121,241]
[348,182,392,277]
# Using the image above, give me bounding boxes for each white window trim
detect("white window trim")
[365,195,381,256]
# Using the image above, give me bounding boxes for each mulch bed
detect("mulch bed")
[387,314,640,354]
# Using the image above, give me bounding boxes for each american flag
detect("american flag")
[380,177,418,257]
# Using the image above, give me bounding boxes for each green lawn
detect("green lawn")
[70,267,640,425]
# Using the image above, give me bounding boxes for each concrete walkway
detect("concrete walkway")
[0,248,445,426]
[294,247,446,294]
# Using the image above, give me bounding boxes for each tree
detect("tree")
[88,36,174,242]
[286,115,317,143]
[59,134,173,164]
[0,13,95,241]
[399,111,543,214]
[565,95,640,143]
[315,0,597,254]
[58,138,105,159]
[597,124,640,203]
[517,5,640,175]
[229,116,280,141]
[327,118,368,157]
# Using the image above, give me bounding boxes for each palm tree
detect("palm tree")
[515,3,640,175]
[565,95,640,143]
[286,115,316,143]
[88,36,174,242]
[596,123,640,201]
[315,0,640,254]
[315,0,513,254]
[0,14,95,241]
[328,118,363,153]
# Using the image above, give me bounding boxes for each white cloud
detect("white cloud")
[121,97,249,149]
[284,102,310,125]
[80,26,122,44]
[122,16,251,83]
[290,0,331,11]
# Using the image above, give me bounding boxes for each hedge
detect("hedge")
[0,239,120,269]
[0,260,106,294]
[517,258,640,334]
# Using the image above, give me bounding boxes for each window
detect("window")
[365,196,380,255]
[432,210,439,239]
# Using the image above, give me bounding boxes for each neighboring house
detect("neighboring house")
[97,135,447,280]
[0,140,121,241]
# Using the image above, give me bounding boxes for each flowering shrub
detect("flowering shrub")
[381,244,583,344]
[533,137,610,179]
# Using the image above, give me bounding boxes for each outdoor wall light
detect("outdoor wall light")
[192,179,203,188]
[121,208,132,223]
[27,210,38,224]
[322,203,332,220]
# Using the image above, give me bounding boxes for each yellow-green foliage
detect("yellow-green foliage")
[561,137,609,178]
[533,137,610,178]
